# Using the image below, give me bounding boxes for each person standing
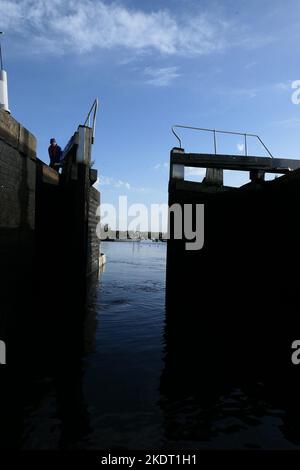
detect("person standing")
[48,138,62,171]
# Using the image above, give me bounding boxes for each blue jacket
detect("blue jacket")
[48,144,62,165]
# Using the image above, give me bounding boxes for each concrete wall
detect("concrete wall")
[0,111,100,348]
[0,110,36,342]
[87,186,100,277]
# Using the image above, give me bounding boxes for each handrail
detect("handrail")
[84,98,99,143]
[172,125,273,158]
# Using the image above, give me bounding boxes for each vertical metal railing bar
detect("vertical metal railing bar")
[84,98,99,143]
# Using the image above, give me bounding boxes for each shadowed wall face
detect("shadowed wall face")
[0,110,36,342]
[0,113,101,449]
[88,186,100,277]
[166,170,300,379]
[0,112,100,363]
[34,128,100,308]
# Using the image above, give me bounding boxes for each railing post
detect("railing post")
[170,148,185,181]
[213,130,217,155]
[84,98,98,144]
[244,134,248,157]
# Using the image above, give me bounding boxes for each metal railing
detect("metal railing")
[172,125,273,158]
[84,98,99,143]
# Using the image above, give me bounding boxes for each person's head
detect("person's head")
[50,138,57,146]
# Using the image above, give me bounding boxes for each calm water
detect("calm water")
[6,242,300,449]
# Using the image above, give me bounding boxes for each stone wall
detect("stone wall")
[0,110,36,342]
[0,111,101,345]
[87,186,100,277]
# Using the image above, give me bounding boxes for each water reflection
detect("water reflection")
[0,271,99,449]
[1,242,300,449]
[160,297,300,449]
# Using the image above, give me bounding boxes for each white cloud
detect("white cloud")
[274,81,291,91]
[154,162,169,170]
[99,176,113,186]
[270,117,300,128]
[97,175,146,192]
[185,167,206,178]
[244,61,257,70]
[237,143,245,152]
[225,87,259,99]
[144,66,180,87]
[0,0,266,57]
[219,81,293,101]
[114,180,131,189]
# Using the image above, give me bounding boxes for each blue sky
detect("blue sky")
[1,0,300,228]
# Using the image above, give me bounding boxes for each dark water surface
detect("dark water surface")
[4,242,300,449]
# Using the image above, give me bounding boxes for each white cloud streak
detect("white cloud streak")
[154,162,169,170]
[274,81,291,91]
[0,0,259,57]
[270,117,300,128]
[97,175,145,192]
[154,165,205,178]
[185,167,206,178]
[219,81,293,101]
[144,66,180,87]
